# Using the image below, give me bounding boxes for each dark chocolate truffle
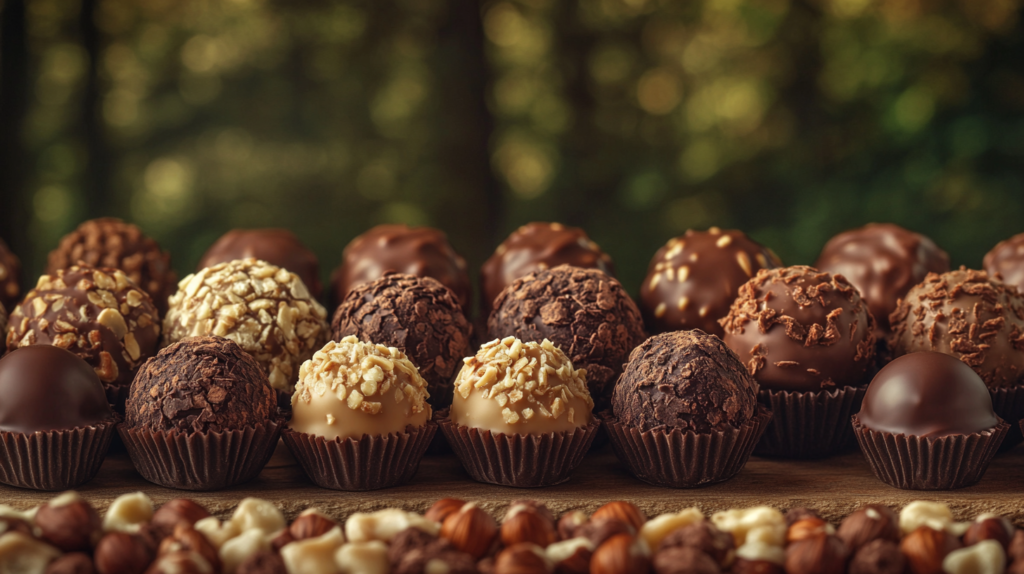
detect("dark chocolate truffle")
[480,222,614,317]
[720,266,877,392]
[0,238,21,313]
[889,268,1024,387]
[816,223,949,334]
[639,228,780,337]
[126,336,277,433]
[487,265,645,409]
[984,232,1024,294]
[858,352,999,437]
[612,330,758,434]
[330,224,470,310]
[46,218,177,315]
[0,345,115,433]
[198,229,321,298]
[331,273,472,408]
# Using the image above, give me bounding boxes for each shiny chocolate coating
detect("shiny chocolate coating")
[816,223,949,334]
[0,345,114,433]
[984,232,1024,294]
[858,351,999,437]
[640,228,780,337]
[0,238,21,313]
[198,229,321,298]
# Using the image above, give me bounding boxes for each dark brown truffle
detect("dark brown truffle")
[816,223,949,334]
[889,268,1024,387]
[126,336,278,434]
[0,238,21,313]
[331,273,472,408]
[487,265,645,410]
[640,228,780,337]
[612,330,758,434]
[720,266,877,392]
[198,229,321,298]
[985,232,1024,295]
[46,218,176,315]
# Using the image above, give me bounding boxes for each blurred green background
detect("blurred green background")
[1,0,1022,306]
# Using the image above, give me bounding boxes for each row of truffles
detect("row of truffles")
[1,491,1022,574]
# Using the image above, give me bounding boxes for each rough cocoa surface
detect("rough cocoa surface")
[126,336,277,433]
[0,238,21,313]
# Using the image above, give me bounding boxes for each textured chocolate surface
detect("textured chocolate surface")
[331,224,470,310]
[0,238,21,313]
[46,218,176,315]
[198,229,322,298]
[985,232,1024,295]
[0,345,114,433]
[612,330,758,434]
[858,351,999,437]
[720,266,877,392]
[816,223,949,334]
[332,273,472,408]
[480,222,614,317]
[889,268,1024,388]
[127,336,277,433]
[488,265,645,410]
[640,227,781,337]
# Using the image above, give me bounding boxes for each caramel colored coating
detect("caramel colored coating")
[0,238,21,313]
[984,232,1024,295]
[289,336,431,440]
[198,229,321,299]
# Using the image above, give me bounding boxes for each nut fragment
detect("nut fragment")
[589,534,650,574]
[640,508,704,550]
[346,508,440,543]
[591,502,646,532]
[784,534,848,574]
[103,492,154,534]
[0,532,61,574]
[901,526,962,574]
[220,529,270,574]
[712,507,786,547]
[290,510,337,541]
[35,493,102,552]
[900,502,953,536]
[144,551,213,574]
[545,537,594,574]
[230,499,285,536]
[942,539,1005,574]
[440,503,499,559]
[280,527,345,574]
[335,540,389,574]
[836,505,900,553]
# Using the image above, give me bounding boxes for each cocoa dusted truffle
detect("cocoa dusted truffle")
[198,229,322,298]
[612,330,759,434]
[639,228,780,337]
[331,273,472,408]
[46,218,176,315]
[487,265,645,410]
[816,223,949,334]
[330,224,470,310]
[984,232,1024,294]
[0,238,21,312]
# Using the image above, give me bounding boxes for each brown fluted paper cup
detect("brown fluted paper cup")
[991,386,1024,451]
[755,386,866,458]
[0,420,118,491]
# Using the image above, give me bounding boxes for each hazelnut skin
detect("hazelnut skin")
[426,498,468,524]
[95,531,156,574]
[836,505,900,553]
[441,503,499,560]
[575,519,635,548]
[784,534,848,574]
[235,551,287,574]
[900,526,961,574]
[591,502,646,532]
[963,517,1014,550]
[785,509,823,527]
[849,539,904,574]
[36,499,103,552]
[654,546,720,574]
[143,551,211,574]
[1008,530,1024,562]
[731,559,784,574]
[658,521,734,567]
[151,500,210,536]
[288,513,337,541]
[158,524,220,572]
[502,507,558,548]
[494,543,553,574]
[590,534,650,574]
[787,518,833,545]
[558,512,588,541]
[45,553,97,574]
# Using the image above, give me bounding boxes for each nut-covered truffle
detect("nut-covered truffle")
[985,232,1024,295]
[126,335,278,433]
[487,265,644,410]
[198,229,322,299]
[46,218,176,315]
[451,337,593,434]
[331,273,472,408]
[720,266,877,392]
[0,238,21,313]
[612,331,758,434]
[289,336,431,440]
[163,258,329,394]
[640,228,781,337]
[889,268,1024,388]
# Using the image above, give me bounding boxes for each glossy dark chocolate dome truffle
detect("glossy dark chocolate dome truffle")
[198,229,321,298]
[0,345,114,433]
[858,352,999,437]
[612,330,758,434]
[816,223,949,334]
[984,232,1024,294]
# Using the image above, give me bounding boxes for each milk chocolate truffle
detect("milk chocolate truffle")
[480,222,614,316]
[198,229,322,298]
[720,266,877,392]
[639,228,781,337]
[46,218,176,315]
[331,273,472,408]
[0,238,21,312]
[889,268,1024,388]
[487,265,644,410]
[163,258,329,394]
[984,232,1024,294]
[816,223,949,334]
[331,224,470,309]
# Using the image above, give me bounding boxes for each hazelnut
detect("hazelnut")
[712,507,786,548]
[36,493,103,552]
[730,559,784,574]
[836,505,900,553]
[95,531,156,574]
[899,502,953,536]
[639,509,705,551]
[235,551,286,574]
[158,524,221,572]
[494,543,554,574]
[279,526,345,574]
[0,532,62,573]
[289,511,337,541]
[441,502,499,559]
[558,512,588,541]
[0,516,34,538]
[575,519,635,548]
[426,498,468,524]
[963,516,1014,550]
[786,518,834,545]
[388,527,443,565]
[502,505,558,548]
[229,499,285,536]
[1008,529,1024,562]
[659,521,735,567]
[346,508,440,543]
[546,537,594,574]
[144,551,213,574]
[589,534,650,574]
[654,546,720,574]
[336,541,390,574]
[783,534,848,574]
[900,526,962,574]
[591,502,646,532]
[785,509,823,527]
[848,539,904,574]
[510,501,556,524]
[942,539,1006,574]
[151,500,210,536]
[270,530,295,552]
[46,552,97,574]
[103,492,154,534]
[221,529,272,574]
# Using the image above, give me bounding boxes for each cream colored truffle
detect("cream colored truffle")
[451,337,593,435]
[289,336,431,440]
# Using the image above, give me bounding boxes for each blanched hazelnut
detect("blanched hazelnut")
[0,532,61,574]
[712,507,786,548]
[942,539,1005,574]
[144,552,213,574]
[103,492,154,534]
[280,527,345,574]
[194,518,241,550]
[220,529,271,574]
[229,499,285,536]
[335,541,389,574]
[899,502,953,536]
[347,508,440,543]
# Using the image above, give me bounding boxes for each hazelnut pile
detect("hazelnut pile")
[3,493,1023,574]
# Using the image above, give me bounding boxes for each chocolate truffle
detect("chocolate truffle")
[0,238,21,312]
[889,268,1024,387]
[163,258,329,394]
[331,273,472,408]
[639,228,781,337]
[127,336,277,433]
[289,336,432,440]
[6,264,161,403]
[198,229,322,299]
[720,266,877,392]
[331,224,470,310]
[0,303,6,353]
[480,222,614,316]
[0,345,115,433]
[612,330,758,434]
[816,223,949,334]
[46,218,176,315]
[487,265,645,410]
[984,232,1024,294]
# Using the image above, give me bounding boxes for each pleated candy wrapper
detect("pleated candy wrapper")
[755,385,866,459]
[991,386,1024,450]
[0,419,118,491]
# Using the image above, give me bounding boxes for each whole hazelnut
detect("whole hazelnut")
[786,518,834,545]
[270,530,295,552]
[546,537,594,574]
[591,502,646,532]
[158,524,221,572]
[235,551,287,574]
[289,512,337,541]
[575,519,635,548]
[784,534,848,574]
[731,559,784,574]
[785,509,823,527]
[590,534,651,574]
[441,502,499,559]
[1008,529,1024,562]
[46,552,97,574]
[426,498,468,524]
[151,500,210,536]
[849,539,905,574]
[558,512,588,541]
[836,505,900,553]
[494,543,554,574]
[36,495,103,552]
[900,526,961,574]
[963,517,1014,550]
[144,551,212,574]
[654,546,721,574]
[502,506,558,548]
[659,521,735,567]
[95,531,156,574]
